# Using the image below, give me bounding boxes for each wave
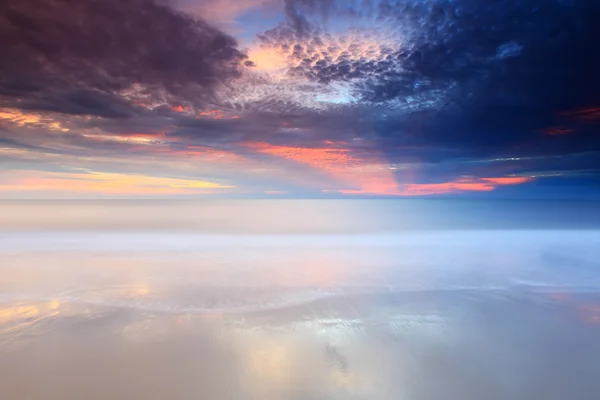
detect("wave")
[3,283,600,317]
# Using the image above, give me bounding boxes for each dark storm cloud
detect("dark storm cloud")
[0,0,248,116]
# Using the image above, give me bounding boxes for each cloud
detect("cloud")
[173,0,278,32]
[1,0,599,197]
[241,140,533,196]
[0,0,249,116]
[0,108,69,131]
[355,176,532,196]
[562,107,600,122]
[0,169,235,197]
[242,140,398,194]
[253,0,600,116]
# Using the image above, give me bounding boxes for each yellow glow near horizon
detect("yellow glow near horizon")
[0,170,235,195]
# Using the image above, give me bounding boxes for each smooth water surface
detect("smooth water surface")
[1,200,600,399]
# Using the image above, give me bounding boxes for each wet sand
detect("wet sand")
[2,200,600,399]
[2,290,600,400]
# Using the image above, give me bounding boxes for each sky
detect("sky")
[1,0,599,198]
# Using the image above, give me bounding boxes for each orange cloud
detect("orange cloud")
[82,132,173,146]
[245,142,531,196]
[244,141,401,195]
[0,108,69,131]
[394,176,532,196]
[481,177,531,185]
[172,104,192,113]
[244,142,356,170]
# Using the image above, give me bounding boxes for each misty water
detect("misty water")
[1,200,600,400]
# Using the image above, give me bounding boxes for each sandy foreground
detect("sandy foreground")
[1,221,600,400]
[1,289,600,400]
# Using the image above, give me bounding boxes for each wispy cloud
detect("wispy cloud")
[0,169,235,196]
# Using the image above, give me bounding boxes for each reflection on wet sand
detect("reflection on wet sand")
[1,290,600,400]
[0,300,64,341]
[1,226,600,399]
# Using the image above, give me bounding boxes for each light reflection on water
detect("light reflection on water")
[1,201,600,399]
[1,290,600,400]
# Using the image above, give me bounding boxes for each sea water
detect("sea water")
[1,200,599,400]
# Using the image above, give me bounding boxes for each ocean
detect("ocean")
[1,200,600,399]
